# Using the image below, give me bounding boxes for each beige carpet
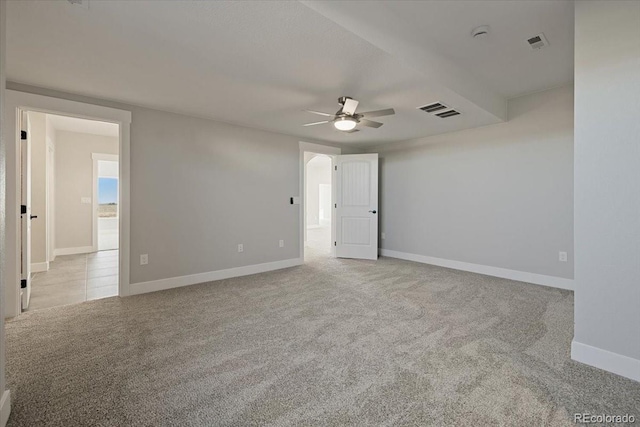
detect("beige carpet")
[5,249,640,426]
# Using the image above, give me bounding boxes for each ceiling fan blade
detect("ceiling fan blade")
[342,98,359,115]
[345,129,360,133]
[360,108,395,118]
[303,120,330,127]
[305,109,334,117]
[359,119,383,128]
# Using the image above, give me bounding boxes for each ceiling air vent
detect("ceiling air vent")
[418,102,449,114]
[435,110,461,118]
[527,33,549,50]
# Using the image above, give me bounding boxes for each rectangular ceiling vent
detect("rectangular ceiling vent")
[418,102,449,114]
[435,110,461,118]
[527,33,549,50]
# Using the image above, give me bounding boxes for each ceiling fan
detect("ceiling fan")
[303,97,395,133]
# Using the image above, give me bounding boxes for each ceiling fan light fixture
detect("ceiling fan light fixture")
[334,117,357,131]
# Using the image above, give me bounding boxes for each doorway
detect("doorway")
[94,156,119,252]
[5,89,131,318]
[20,111,121,311]
[299,142,380,263]
[305,154,333,257]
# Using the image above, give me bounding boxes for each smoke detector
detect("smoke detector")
[67,0,89,8]
[527,33,550,50]
[471,26,490,39]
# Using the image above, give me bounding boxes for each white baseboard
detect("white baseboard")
[379,249,574,291]
[572,340,640,382]
[54,246,94,257]
[129,257,304,296]
[30,262,49,273]
[0,390,10,427]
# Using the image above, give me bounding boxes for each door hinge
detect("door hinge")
[20,279,27,289]
[334,241,337,246]
[334,203,337,208]
[21,130,27,140]
[21,205,27,215]
[334,166,337,171]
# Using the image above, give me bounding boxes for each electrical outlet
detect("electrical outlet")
[140,254,148,265]
[381,232,386,240]
[279,240,284,248]
[238,244,244,253]
[559,251,567,262]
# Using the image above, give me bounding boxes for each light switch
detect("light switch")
[81,197,92,204]
[290,196,301,205]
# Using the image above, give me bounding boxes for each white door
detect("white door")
[20,111,33,310]
[335,153,378,260]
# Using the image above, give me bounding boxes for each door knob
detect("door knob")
[369,210,377,214]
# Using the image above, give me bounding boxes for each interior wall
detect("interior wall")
[373,85,574,280]
[4,83,348,309]
[0,0,9,422]
[129,107,302,283]
[27,112,47,267]
[306,155,331,228]
[55,131,118,251]
[572,0,640,380]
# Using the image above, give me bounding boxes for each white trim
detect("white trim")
[129,258,303,296]
[299,142,341,261]
[4,90,131,317]
[299,141,342,154]
[54,246,94,257]
[46,143,54,263]
[30,262,49,273]
[572,340,640,382]
[0,390,10,427]
[91,153,119,162]
[380,249,574,291]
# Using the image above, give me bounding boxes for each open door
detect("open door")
[335,153,378,260]
[20,111,33,310]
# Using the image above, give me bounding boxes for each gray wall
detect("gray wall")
[374,85,574,279]
[55,131,118,251]
[573,1,640,362]
[0,0,8,420]
[129,107,301,283]
[5,85,346,287]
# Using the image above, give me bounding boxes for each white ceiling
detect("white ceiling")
[46,113,119,137]
[7,0,573,148]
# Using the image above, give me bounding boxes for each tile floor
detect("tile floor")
[28,250,119,311]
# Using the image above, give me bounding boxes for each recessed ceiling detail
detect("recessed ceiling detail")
[8,0,573,147]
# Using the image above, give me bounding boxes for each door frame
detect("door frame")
[92,153,119,253]
[46,142,55,264]
[5,90,132,318]
[299,141,340,261]
[19,112,32,310]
